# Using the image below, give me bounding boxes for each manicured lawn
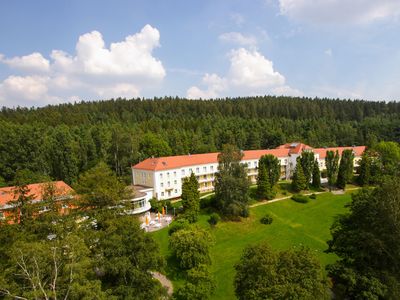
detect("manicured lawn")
[151,191,354,300]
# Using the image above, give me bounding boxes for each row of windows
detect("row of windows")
[159,165,216,179]
[160,180,178,187]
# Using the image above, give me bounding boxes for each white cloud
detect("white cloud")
[219,32,257,46]
[324,49,333,56]
[230,13,245,26]
[187,48,301,99]
[0,52,50,73]
[228,48,285,88]
[187,73,227,99]
[279,0,400,24]
[0,24,166,107]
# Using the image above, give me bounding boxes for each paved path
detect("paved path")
[151,271,173,296]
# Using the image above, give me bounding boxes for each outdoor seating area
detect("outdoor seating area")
[140,211,173,232]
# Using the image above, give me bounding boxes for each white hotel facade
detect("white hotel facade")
[132,143,366,201]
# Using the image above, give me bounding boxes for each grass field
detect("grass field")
[151,191,354,300]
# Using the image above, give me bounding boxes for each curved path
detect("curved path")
[151,271,173,297]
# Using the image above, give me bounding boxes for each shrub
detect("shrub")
[291,194,309,203]
[168,218,190,236]
[200,195,215,209]
[260,213,273,225]
[309,193,317,199]
[241,207,249,218]
[208,213,221,226]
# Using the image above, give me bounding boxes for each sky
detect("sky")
[1,0,400,107]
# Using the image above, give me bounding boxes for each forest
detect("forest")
[1,96,400,185]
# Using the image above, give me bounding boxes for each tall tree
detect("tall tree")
[181,173,200,223]
[325,150,339,191]
[327,177,400,299]
[256,165,273,200]
[357,152,371,186]
[169,227,214,270]
[97,215,166,299]
[336,149,354,190]
[291,157,307,192]
[234,243,329,300]
[299,151,315,188]
[214,144,250,219]
[311,159,321,189]
[259,154,281,186]
[75,162,129,209]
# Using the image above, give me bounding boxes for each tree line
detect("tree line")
[1,96,400,186]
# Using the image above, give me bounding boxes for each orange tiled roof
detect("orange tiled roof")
[276,142,313,154]
[0,181,74,208]
[133,148,291,171]
[313,146,366,159]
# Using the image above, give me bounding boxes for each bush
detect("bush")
[309,193,317,199]
[291,194,309,203]
[168,218,190,236]
[208,213,220,226]
[200,195,215,209]
[241,207,249,218]
[260,213,273,225]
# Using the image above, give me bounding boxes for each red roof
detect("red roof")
[0,181,74,208]
[276,142,313,154]
[133,148,290,171]
[313,146,366,159]
[133,144,366,171]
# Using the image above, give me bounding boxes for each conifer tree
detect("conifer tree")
[299,151,315,189]
[357,152,371,186]
[336,159,347,190]
[181,172,200,223]
[326,150,339,191]
[292,158,307,192]
[337,150,355,190]
[256,165,273,200]
[311,159,321,189]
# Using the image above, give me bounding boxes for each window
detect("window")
[203,166,207,172]
[161,192,164,196]
[189,168,193,173]
[174,189,177,193]
[161,183,164,187]
[168,191,171,197]
[211,166,214,171]
[196,167,199,173]
[254,161,257,166]
[168,181,170,187]
[174,171,177,177]
[181,169,185,175]
[203,175,207,180]
[167,172,170,178]
[160,173,163,178]
[174,180,177,184]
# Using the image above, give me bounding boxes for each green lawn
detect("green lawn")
[151,191,354,300]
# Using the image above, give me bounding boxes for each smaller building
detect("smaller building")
[0,181,75,222]
[124,185,153,215]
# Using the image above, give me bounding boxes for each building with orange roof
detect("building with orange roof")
[132,142,366,200]
[0,181,75,223]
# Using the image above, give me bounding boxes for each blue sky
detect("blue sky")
[1,0,400,107]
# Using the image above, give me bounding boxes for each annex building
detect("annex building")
[132,143,366,201]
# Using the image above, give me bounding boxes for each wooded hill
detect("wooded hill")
[0,96,399,185]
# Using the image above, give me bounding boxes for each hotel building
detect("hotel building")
[132,143,366,201]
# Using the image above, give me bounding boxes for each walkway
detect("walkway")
[151,271,173,297]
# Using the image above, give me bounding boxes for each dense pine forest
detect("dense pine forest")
[1,96,400,185]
